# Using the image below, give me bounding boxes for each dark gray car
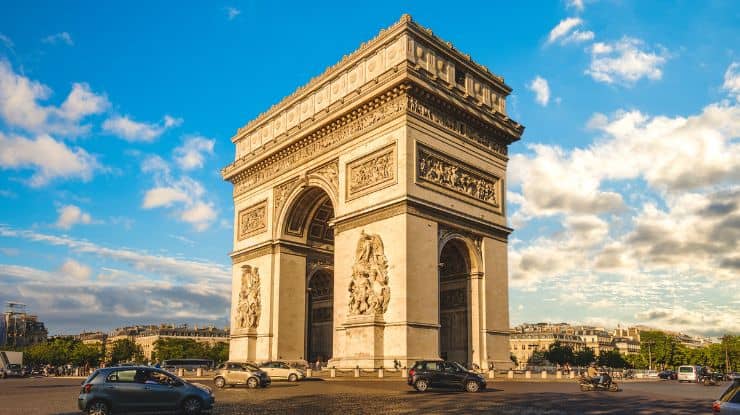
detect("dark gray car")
[78,366,214,415]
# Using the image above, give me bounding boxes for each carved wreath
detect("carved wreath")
[348,231,391,316]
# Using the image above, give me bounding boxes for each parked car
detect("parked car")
[713,380,740,414]
[213,362,271,389]
[678,365,700,382]
[77,366,214,415]
[259,361,305,382]
[729,372,740,381]
[0,363,23,378]
[658,370,677,380]
[646,370,659,378]
[407,360,486,392]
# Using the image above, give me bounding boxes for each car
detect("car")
[646,370,659,378]
[729,373,740,381]
[407,360,486,393]
[213,362,271,389]
[678,365,700,382]
[259,361,306,382]
[0,363,23,378]
[713,380,740,414]
[77,366,214,415]
[658,370,677,380]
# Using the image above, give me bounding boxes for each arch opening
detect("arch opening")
[438,238,472,365]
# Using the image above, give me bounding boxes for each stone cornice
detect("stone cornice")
[230,14,512,145]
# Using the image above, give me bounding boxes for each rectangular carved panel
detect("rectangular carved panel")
[415,143,501,211]
[346,143,397,201]
[237,200,267,240]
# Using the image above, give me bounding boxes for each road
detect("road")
[0,376,727,414]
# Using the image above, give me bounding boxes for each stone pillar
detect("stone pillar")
[306,368,313,378]
[177,368,185,377]
[354,367,360,378]
[196,368,203,377]
[330,367,336,378]
[378,367,384,378]
[401,367,408,378]
[525,370,531,379]
[470,272,485,368]
[569,371,575,379]
[507,370,514,379]
[488,370,495,379]
[556,370,562,379]
[541,370,547,379]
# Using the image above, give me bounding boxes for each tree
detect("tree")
[574,347,596,367]
[527,350,547,366]
[598,350,628,368]
[71,342,103,367]
[109,339,143,364]
[544,341,575,366]
[205,342,229,365]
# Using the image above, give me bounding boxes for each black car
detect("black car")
[658,370,677,380]
[407,360,486,392]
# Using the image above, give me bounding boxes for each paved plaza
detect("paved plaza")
[0,376,726,415]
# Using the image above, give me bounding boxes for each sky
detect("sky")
[0,1,737,338]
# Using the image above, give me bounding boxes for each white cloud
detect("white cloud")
[143,187,189,208]
[55,204,93,229]
[225,7,241,20]
[547,17,593,45]
[0,60,109,136]
[102,114,182,142]
[59,258,91,280]
[0,132,101,186]
[42,32,74,46]
[181,201,218,232]
[141,173,217,231]
[527,76,551,106]
[173,136,215,170]
[141,154,170,174]
[566,0,585,11]
[586,37,668,85]
[723,62,740,101]
[0,33,13,49]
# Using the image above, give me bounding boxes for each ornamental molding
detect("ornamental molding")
[230,87,408,196]
[346,143,397,201]
[273,177,300,226]
[308,159,339,197]
[237,200,268,240]
[416,142,501,212]
[438,225,482,263]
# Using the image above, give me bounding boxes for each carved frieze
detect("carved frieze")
[348,231,391,316]
[416,143,500,209]
[237,200,268,240]
[237,265,261,329]
[346,143,397,201]
[273,177,300,225]
[231,90,408,196]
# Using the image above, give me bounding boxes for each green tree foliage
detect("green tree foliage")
[71,342,103,367]
[527,350,547,365]
[109,339,144,364]
[152,338,229,364]
[543,341,575,365]
[574,347,596,367]
[598,350,628,368]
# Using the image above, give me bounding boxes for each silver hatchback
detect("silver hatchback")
[213,362,271,389]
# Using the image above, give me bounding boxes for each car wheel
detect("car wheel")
[247,377,259,389]
[609,383,619,392]
[288,374,298,382]
[181,397,202,415]
[465,380,480,393]
[87,400,110,415]
[414,379,429,392]
[580,384,590,392]
[214,376,226,388]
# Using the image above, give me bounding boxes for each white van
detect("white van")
[677,365,699,382]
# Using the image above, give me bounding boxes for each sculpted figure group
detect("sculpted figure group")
[348,231,391,316]
[237,265,261,329]
[418,152,497,204]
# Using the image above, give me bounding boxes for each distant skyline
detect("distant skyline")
[0,1,738,337]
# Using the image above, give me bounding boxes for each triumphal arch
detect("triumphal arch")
[221,15,523,369]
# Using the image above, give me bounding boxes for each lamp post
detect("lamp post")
[644,340,655,371]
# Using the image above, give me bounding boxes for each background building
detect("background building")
[105,324,229,361]
[1,302,47,348]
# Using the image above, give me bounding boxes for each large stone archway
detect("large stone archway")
[223,15,523,369]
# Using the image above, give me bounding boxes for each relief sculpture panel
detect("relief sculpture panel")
[237,200,267,240]
[348,231,391,316]
[346,143,397,200]
[237,265,261,329]
[416,143,500,210]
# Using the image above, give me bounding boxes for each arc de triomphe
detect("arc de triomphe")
[221,15,523,369]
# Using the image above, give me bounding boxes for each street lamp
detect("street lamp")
[644,340,655,371]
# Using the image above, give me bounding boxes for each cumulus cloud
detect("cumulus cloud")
[0,132,101,186]
[547,18,594,45]
[59,258,91,280]
[566,0,585,12]
[42,32,74,46]
[723,62,740,101]
[173,136,215,170]
[0,60,108,136]
[102,114,182,142]
[586,37,669,85]
[55,204,93,229]
[0,33,13,50]
[141,167,217,231]
[527,76,551,106]
[225,7,241,20]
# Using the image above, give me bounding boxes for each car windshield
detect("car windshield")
[718,382,740,403]
[450,362,467,372]
[243,363,260,371]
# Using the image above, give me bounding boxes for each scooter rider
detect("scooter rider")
[587,362,601,385]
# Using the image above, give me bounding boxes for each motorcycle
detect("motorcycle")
[698,373,719,386]
[579,373,620,392]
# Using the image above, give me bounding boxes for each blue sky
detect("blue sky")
[0,1,737,337]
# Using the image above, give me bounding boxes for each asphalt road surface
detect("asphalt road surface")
[0,376,727,415]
